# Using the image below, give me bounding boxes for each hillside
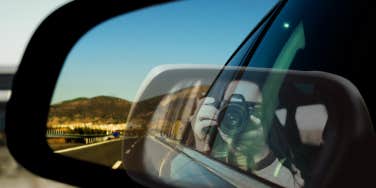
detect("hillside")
[48,96,131,126]
[48,85,210,128]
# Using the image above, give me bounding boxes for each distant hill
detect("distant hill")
[48,96,131,126]
[48,85,210,129]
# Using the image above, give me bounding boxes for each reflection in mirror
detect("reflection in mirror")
[295,104,328,145]
[46,0,275,170]
[124,67,351,188]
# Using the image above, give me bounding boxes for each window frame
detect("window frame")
[172,1,291,187]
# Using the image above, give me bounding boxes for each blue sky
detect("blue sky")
[51,0,276,103]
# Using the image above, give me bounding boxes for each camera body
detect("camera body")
[217,94,253,137]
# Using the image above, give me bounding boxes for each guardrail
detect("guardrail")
[0,67,15,140]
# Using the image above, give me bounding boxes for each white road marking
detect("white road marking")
[125,149,131,154]
[55,138,122,153]
[158,151,172,177]
[112,160,123,170]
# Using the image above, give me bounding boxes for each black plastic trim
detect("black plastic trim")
[5,1,173,187]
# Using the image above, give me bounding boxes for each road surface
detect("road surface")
[57,137,138,169]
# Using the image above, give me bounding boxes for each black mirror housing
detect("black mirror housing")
[5,1,173,187]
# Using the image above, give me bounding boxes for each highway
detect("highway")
[54,135,170,172]
[54,135,192,177]
[56,137,138,169]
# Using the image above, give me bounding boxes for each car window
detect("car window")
[129,4,281,186]
[246,0,348,70]
[144,3,277,145]
[199,10,307,187]
[184,0,351,187]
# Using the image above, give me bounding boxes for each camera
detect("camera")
[217,94,251,137]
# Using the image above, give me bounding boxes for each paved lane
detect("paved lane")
[57,137,138,168]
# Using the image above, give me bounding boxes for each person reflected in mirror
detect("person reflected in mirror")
[190,80,304,188]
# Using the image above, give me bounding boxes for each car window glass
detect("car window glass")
[226,13,270,67]
[197,77,332,188]
[191,1,350,187]
[201,12,307,187]
[295,104,327,145]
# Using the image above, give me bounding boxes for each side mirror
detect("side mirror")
[125,66,374,188]
[4,0,375,187]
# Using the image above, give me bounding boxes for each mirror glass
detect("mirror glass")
[125,67,345,188]
[46,0,276,169]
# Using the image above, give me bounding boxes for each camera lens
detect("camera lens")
[219,103,248,136]
[223,108,243,127]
